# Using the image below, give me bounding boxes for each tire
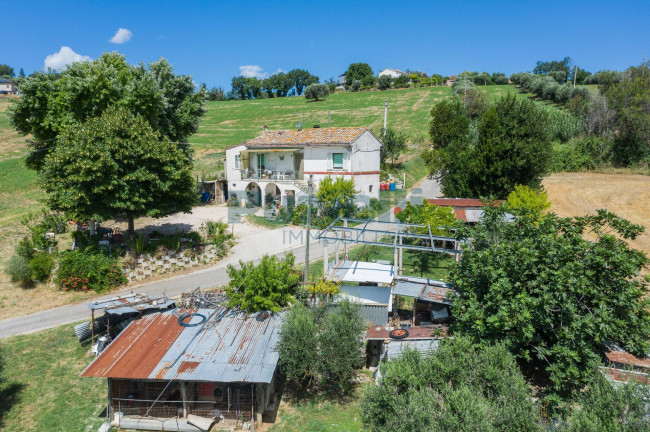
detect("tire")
[389,329,409,340]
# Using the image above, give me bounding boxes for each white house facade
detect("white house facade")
[378,68,408,79]
[225,127,381,209]
[0,80,19,95]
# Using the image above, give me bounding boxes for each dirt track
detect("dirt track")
[543,172,650,257]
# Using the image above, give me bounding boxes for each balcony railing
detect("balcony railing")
[241,169,303,181]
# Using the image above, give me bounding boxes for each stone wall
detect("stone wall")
[124,244,222,282]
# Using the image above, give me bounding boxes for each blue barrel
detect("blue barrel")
[389,181,396,191]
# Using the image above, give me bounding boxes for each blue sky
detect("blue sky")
[2,0,648,88]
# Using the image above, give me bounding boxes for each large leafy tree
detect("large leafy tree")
[10,52,205,171]
[427,94,552,198]
[40,107,196,234]
[0,64,14,78]
[287,69,318,96]
[450,205,650,395]
[317,176,357,218]
[344,63,373,83]
[226,253,300,312]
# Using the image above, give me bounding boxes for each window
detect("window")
[234,155,241,169]
[332,153,343,170]
[369,185,373,193]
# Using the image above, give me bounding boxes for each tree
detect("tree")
[9,52,205,171]
[206,87,225,101]
[39,107,196,234]
[534,56,572,77]
[287,69,319,96]
[226,253,300,312]
[0,64,14,78]
[231,76,247,99]
[317,176,356,218]
[451,205,650,396]
[380,128,408,166]
[427,99,470,149]
[362,75,376,87]
[349,79,361,92]
[377,74,392,90]
[395,199,457,236]
[18,68,25,79]
[344,63,373,83]
[276,302,318,384]
[276,300,365,393]
[439,94,552,198]
[304,83,329,101]
[565,370,650,431]
[506,185,550,214]
[361,337,543,432]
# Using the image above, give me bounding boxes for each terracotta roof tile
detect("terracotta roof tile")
[245,127,368,147]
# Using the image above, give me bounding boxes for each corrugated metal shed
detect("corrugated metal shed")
[392,276,455,305]
[338,285,391,305]
[386,339,440,360]
[88,294,175,316]
[327,260,395,284]
[81,309,281,384]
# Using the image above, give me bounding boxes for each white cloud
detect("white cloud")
[109,28,133,44]
[44,46,91,70]
[239,65,267,78]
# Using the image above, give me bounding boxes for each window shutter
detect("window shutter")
[327,153,333,170]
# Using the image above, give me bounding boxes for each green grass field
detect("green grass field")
[0,324,107,432]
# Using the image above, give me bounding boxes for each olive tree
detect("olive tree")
[304,83,329,101]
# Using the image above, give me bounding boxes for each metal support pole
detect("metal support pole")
[107,378,112,425]
[181,381,187,418]
[383,99,388,136]
[323,242,328,278]
[90,309,95,347]
[304,175,313,283]
[251,384,256,431]
[398,236,403,276]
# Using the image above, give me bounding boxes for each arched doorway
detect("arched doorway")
[264,183,281,209]
[245,182,261,207]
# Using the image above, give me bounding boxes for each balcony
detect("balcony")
[241,168,303,181]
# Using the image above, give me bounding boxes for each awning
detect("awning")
[327,260,395,284]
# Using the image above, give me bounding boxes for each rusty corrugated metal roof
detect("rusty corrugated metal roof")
[427,198,503,208]
[245,127,368,147]
[392,276,455,305]
[606,349,650,371]
[81,308,281,383]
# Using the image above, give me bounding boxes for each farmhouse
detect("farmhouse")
[81,308,282,431]
[225,126,381,208]
[0,79,19,95]
[378,68,408,79]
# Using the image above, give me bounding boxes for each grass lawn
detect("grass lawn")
[0,323,107,432]
[246,214,290,229]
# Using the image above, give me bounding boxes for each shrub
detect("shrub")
[56,250,127,293]
[362,338,542,432]
[226,253,300,312]
[547,109,584,143]
[349,79,361,92]
[277,300,365,393]
[291,203,317,225]
[304,83,330,101]
[377,74,392,90]
[15,236,35,260]
[6,255,33,287]
[369,198,382,212]
[29,252,55,281]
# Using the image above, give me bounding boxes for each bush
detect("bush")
[277,300,365,393]
[377,74,392,90]
[547,109,584,142]
[6,255,33,287]
[204,220,232,246]
[362,338,542,432]
[291,203,318,226]
[56,250,127,293]
[226,253,300,312]
[349,79,361,92]
[29,252,55,281]
[362,75,376,87]
[304,83,330,101]
[369,198,382,212]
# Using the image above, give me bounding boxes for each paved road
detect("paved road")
[0,228,326,339]
[0,179,443,339]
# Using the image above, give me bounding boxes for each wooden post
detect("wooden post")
[181,381,187,418]
[251,384,256,432]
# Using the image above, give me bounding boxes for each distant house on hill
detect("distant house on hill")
[378,68,408,79]
[225,126,382,208]
[445,75,456,86]
[337,73,347,89]
[0,79,19,95]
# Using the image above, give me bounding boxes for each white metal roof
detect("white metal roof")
[327,260,395,284]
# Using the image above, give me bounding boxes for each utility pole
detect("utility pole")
[304,175,314,283]
[328,109,331,128]
[573,65,577,88]
[383,99,388,136]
